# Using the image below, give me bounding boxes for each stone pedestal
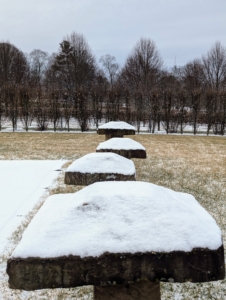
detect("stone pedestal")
[96,138,146,159]
[96,149,146,159]
[64,153,136,185]
[105,132,124,140]
[65,171,135,185]
[97,121,135,141]
[98,129,134,140]
[94,280,160,300]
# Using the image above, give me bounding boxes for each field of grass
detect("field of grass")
[0,132,226,299]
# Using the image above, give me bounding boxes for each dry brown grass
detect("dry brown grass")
[0,132,103,160]
[0,132,226,299]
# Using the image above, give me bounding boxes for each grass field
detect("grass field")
[0,132,226,299]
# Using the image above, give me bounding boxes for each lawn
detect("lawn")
[0,132,225,299]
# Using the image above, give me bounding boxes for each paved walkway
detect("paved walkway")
[0,160,64,254]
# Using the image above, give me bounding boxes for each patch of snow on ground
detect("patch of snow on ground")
[96,138,146,150]
[0,160,65,255]
[98,121,135,130]
[66,152,135,175]
[12,181,222,259]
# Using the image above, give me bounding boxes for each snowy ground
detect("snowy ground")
[0,161,65,255]
[0,133,225,299]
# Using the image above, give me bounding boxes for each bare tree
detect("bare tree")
[191,89,202,135]
[5,86,19,131]
[204,89,215,135]
[62,92,72,132]
[183,59,205,92]
[72,89,90,132]
[202,42,226,92]
[99,54,119,89]
[0,88,7,131]
[29,49,49,87]
[90,85,104,128]
[49,92,61,131]
[0,41,28,86]
[19,87,33,131]
[148,90,162,133]
[176,89,188,134]
[35,91,50,131]
[120,38,163,91]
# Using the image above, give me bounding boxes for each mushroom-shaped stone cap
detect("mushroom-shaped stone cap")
[98,121,135,131]
[66,152,135,175]
[7,182,224,290]
[98,121,135,139]
[96,138,146,158]
[64,153,136,185]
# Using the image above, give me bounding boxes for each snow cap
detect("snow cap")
[12,181,222,259]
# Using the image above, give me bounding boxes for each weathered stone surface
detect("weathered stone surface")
[96,148,146,159]
[94,280,160,300]
[98,128,135,136]
[7,245,225,290]
[64,171,135,185]
[97,129,135,140]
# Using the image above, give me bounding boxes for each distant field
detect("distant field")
[0,132,226,299]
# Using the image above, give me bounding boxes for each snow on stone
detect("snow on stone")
[66,152,135,175]
[0,160,65,254]
[98,121,135,130]
[11,181,222,259]
[96,138,146,151]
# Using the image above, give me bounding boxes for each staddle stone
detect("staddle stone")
[64,152,136,185]
[7,181,225,293]
[98,121,135,140]
[96,138,146,159]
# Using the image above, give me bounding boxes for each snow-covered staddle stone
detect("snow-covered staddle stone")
[64,152,136,185]
[98,121,135,140]
[7,182,224,290]
[96,138,147,159]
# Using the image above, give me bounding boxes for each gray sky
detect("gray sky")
[0,0,226,69]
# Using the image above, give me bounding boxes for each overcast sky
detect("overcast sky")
[0,0,226,69]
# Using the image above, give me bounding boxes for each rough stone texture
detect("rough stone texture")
[64,171,135,185]
[97,129,135,140]
[7,245,225,290]
[96,148,146,159]
[94,280,160,300]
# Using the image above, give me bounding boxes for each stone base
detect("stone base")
[105,133,123,140]
[7,246,225,290]
[64,171,135,185]
[96,149,146,159]
[97,129,135,141]
[94,280,160,300]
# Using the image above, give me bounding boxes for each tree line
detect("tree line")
[0,32,226,134]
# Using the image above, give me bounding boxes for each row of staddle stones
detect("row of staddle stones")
[64,121,154,299]
[6,121,225,300]
[65,121,145,186]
